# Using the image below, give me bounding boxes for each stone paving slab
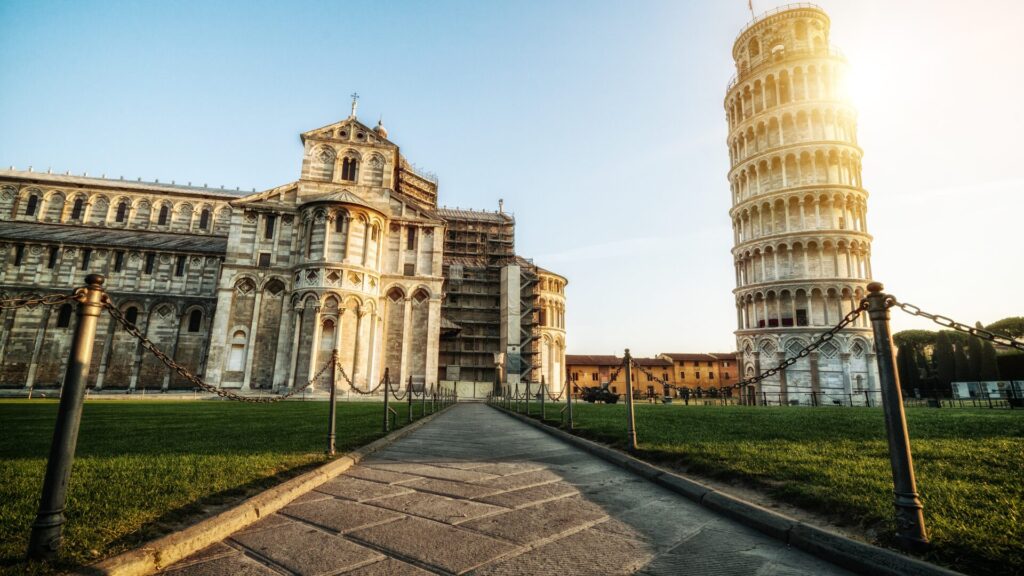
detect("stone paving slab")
[163,404,854,576]
[370,491,506,525]
[347,516,517,574]
[281,497,404,533]
[230,521,383,575]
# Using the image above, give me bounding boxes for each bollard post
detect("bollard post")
[382,368,391,433]
[525,379,532,417]
[866,282,929,551]
[327,351,338,456]
[540,376,546,421]
[566,374,574,430]
[407,376,413,423]
[420,380,426,415]
[623,350,638,451]
[28,275,105,560]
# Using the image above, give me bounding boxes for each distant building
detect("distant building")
[566,352,738,398]
[0,106,565,395]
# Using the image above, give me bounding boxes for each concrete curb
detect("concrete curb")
[86,404,453,576]
[491,404,963,576]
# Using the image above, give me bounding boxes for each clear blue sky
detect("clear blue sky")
[2,1,1022,356]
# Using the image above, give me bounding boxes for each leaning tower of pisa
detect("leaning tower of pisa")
[724,5,879,406]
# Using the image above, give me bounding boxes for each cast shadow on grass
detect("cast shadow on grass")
[0,459,327,576]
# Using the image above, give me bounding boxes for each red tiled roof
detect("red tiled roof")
[566,355,623,367]
[633,357,673,367]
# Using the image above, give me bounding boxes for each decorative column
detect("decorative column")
[777,350,788,405]
[425,296,441,388]
[241,288,263,391]
[351,306,365,389]
[286,304,302,389]
[306,304,322,388]
[399,297,412,383]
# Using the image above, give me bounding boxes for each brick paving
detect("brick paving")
[162,404,852,575]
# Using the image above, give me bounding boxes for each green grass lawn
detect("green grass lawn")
[517,401,1023,576]
[0,399,417,576]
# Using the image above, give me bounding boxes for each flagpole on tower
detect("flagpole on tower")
[748,0,755,19]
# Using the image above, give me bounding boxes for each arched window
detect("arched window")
[341,157,358,181]
[199,209,210,230]
[25,195,38,216]
[748,38,761,58]
[335,210,348,233]
[228,330,247,371]
[795,20,808,40]
[56,303,73,328]
[70,198,84,220]
[157,205,169,225]
[115,201,128,223]
[187,310,202,332]
[124,306,139,329]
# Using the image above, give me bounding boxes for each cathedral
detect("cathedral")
[0,104,567,396]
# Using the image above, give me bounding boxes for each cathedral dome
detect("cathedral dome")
[375,119,388,139]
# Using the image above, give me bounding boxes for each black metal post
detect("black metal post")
[525,379,531,416]
[382,368,391,433]
[866,282,929,550]
[566,374,574,430]
[623,350,638,451]
[407,376,413,423]
[28,275,105,560]
[327,350,338,455]
[540,376,546,421]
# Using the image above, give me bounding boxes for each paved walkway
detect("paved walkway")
[164,404,851,575]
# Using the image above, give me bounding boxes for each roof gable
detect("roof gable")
[300,117,395,148]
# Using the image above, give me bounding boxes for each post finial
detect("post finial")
[867,282,884,293]
[85,274,105,288]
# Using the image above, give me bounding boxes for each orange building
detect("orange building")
[658,353,739,393]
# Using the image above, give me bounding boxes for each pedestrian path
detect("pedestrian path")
[163,404,851,575]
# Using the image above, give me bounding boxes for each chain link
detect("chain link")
[542,380,566,401]
[732,301,868,389]
[0,291,83,310]
[103,296,330,402]
[335,364,386,395]
[890,298,1024,352]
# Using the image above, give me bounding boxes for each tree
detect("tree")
[967,325,983,380]
[954,342,970,381]
[893,330,937,351]
[934,332,955,387]
[897,345,920,390]
[986,317,1024,339]
[980,340,1001,380]
[912,347,930,379]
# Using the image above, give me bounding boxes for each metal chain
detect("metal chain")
[732,301,868,389]
[389,378,409,401]
[335,364,386,395]
[543,380,566,401]
[103,296,331,402]
[631,360,684,393]
[890,298,1024,352]
[0,291,83,310]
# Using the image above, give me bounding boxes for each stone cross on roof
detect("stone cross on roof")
[350,92,359,118]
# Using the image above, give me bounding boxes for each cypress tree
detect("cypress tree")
[954,342,970,381]
[897,346,920,390]
[979,340,1001,380]
[967,327,983,380]
[934,332,955,387]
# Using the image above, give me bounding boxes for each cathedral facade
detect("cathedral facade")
[0,110,564,394]
[725,6,880,405]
